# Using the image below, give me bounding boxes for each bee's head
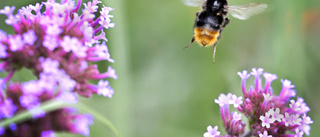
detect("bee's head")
[203,0,228,13]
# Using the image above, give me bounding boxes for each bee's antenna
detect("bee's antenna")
[183,37,195,49]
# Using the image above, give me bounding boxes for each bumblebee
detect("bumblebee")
[183,0,267,62]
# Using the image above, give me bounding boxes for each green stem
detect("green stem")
[0,100,121,137]
[0,100,67,127]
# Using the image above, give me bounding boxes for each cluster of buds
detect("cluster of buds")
[0,0,116,136]
[204,68,313,137]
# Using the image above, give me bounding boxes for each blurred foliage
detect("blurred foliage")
[0,0,320,137]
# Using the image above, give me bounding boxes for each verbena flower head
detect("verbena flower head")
[0,0,116,98]
[205,68,313,137]
[0,0,115,136]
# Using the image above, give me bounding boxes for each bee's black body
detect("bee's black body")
[194,10,225,32]
[195,0,230,38]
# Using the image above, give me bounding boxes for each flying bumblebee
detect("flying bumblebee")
[183,0,268,62]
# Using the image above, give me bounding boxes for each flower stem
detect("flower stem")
[2,69,15,84]
[0,100,122,137]
[0,99,67,127]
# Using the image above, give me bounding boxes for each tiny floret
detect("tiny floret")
[259,131,272,137]
[268,108,283,122]
[203,125,220,137]
[251,68,264,77]
[229,94,243,108]
[260,112,274,128]
[237,70,251,80]
[214,93,232,106]
[232,112,242,121]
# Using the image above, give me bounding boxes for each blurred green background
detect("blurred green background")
[0,0,320,136]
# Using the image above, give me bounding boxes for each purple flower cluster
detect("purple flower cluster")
[204,68,313,137]
[0,0,116,136]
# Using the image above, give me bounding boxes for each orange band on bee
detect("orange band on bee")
[194,27,220,47]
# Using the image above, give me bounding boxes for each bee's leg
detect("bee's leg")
[183,36,195,49]
[222,17,230,28]
[212,44,217,63]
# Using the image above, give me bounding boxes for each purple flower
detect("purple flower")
[100,6,114,19]
[5,14,19,26]
[59,35,88,58]
[9,123,17,131]
[40,58,60,74]
[0,99,17,119]
[22,30,37,45]
[299,124,311,136]
[60,36,82,53]
[1,0,117,98]
[57,92,78,104]
[58,73,76,92]
[41,130,56,137]
[94,31,108,42]
[19,94,40,109]
[21,80,43,95]
[29,3,42,15]
[8,35,24,51]
[105,66,118,79]
[237,70,251,80]
[301,114,313,125]
[203,125,220,137]
[251,68,264,78]
[295,129,304,137]
[205,68,313,137]
[0,43,7,58]
[97,80,114,98]
[29,107,46,118]
[72,114,93,136]
[46,24,62,36]
[263,73,277,92]
[0,127,4,135]
[38,73,58,92]
[262,93,272,102]
[84,0,100,13]
[0,6,15,16]
[259,112,274,128]
[0,30,7,41]
[99,16,115,29]
[87,42,114,62]
[232,112,242,121]
[43,35,59,50]
[229,94,243,108]
[267,108,283,122]
[214,93,232,107]
[237,70,250,95]
[259,131,272,137]
[0,0,116,136]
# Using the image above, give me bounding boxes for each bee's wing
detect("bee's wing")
[228,3,268,20]
[183,0,204,7]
